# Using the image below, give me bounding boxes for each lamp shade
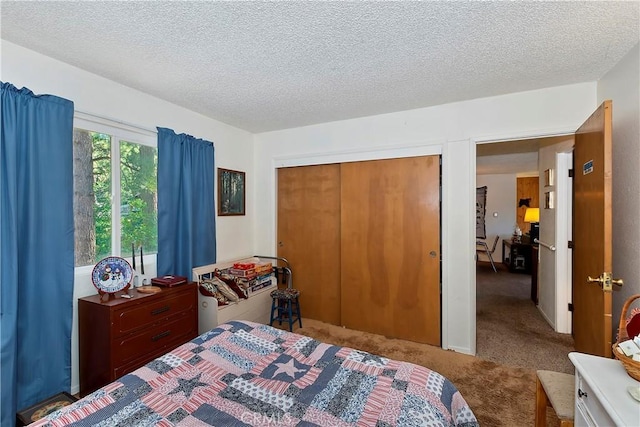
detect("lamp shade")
[524,207,540,223]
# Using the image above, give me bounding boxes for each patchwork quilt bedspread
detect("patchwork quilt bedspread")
[31,321,479,426]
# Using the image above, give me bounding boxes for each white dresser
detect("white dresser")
[569,352,640,426]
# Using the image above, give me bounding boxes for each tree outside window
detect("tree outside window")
[73,128,157,267]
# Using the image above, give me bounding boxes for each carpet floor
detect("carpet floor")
[476,262,575,374]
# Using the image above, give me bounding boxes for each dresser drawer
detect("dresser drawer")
[575,371,616,426]
[113,291,195,336]
[112,309,196,366]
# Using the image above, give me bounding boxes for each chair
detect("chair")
[476,235,500,272]
[535,370,575,427]
[254,255,303,331]
[268,265,302,331]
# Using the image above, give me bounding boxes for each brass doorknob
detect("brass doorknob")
[587,272,623,291]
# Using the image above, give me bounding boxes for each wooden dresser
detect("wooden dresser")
[79,283,197,396]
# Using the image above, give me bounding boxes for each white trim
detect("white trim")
[74,110,157,137]
[468,140,477,355]
[440,143,449,351]
[473,127,575,145]
[471,126,577,350]
[74,114,156,147]
[555,151,573,334]
[273,140,443,168]
[270,157,279,257]
[538,305,556,330]
[111,134,121,257]
[448,345,474,355]
[441,138,475,355]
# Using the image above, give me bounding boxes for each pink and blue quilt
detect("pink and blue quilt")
[31,321,478,426]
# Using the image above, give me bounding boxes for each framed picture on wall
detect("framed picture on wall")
[544,191,555,209]
[544,168,554,187]
[476,186,487,238]
[218,168,245,216]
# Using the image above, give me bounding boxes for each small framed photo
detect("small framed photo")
[218,168,245,216]
[544,168,554,187]
[544,191,555,209]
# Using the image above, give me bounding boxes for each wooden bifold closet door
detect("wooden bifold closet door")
[277,164,342,325]
[340,157,441,345]
[277,156,441,345]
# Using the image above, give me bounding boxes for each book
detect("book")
[232,262,255,270]
[229,268,257,278]
[254,262,273,275]
[151,275,187,287]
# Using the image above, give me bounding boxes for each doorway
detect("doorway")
[475,136,575,373]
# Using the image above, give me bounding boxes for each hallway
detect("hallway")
[476,262,575,373]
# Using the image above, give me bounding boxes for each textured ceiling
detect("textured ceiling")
[2,1,638,133]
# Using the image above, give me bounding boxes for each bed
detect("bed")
[30,321,479,426]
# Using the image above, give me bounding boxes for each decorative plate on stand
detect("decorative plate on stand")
[91,256,133,295]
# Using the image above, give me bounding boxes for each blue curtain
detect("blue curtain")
[0,83,74,425]
[157,127,216,278]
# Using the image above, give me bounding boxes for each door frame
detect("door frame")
[472,127,576,352]
[555,151,573,334]
[271,142,447,341]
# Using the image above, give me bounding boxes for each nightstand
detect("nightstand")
[569,352,640,426]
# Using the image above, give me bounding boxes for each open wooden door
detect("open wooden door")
[572,100,623,357]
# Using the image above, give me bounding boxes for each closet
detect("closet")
[277,156,441,345]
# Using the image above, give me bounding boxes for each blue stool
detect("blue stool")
[269,288,302,331]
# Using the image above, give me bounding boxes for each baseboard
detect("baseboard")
[537,305,556,330]
[447,345,474,356]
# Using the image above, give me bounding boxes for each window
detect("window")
[73,116,157,267]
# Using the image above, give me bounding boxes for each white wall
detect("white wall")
[475,174,517,263]
[254,83,598,354]
[1,40,256,394]
[597,43,640,333]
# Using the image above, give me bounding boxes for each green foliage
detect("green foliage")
[120,141,157,255]
[91,133,157,262]
[92,133,112,260]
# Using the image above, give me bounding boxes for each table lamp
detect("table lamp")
[524,207,540,241]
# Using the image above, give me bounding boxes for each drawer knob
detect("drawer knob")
[151,306,170,315]
[578,388,588,398]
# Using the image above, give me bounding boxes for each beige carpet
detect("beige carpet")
[476,262,575,374]
[294,318,537,427]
